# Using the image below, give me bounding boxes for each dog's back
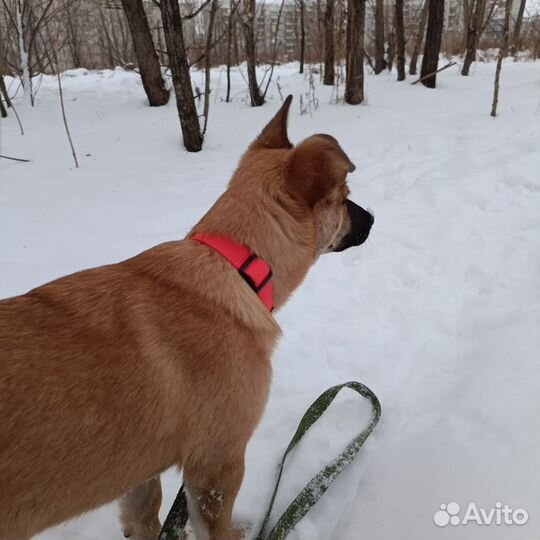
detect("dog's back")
[0,240,274,540]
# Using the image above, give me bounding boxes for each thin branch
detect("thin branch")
[1,0,18,33]
[202,0,219,137]
[411,61,456,85]
[182,0,212,20]
[55,72,79,167]
[480,0,498,36]
[262,0,285,98]
[0,154,30,162]
[27,0,55,57]
[491,0,512,116]
[43,26,79,167]
[363,48,375,73]
[9,99,25,135]
[188,31,227,67]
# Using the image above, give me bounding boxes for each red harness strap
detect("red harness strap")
[191,232,273,312]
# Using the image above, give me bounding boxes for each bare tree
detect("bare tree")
[261,0,286,99]
[0,96,7,117]
[225,0,238,101]
[0,76,10,110]
[160,0,203,151]
[323,0,335,85]
[15,0,32,104]
[0,32,23,133]
[299,0,306,74]
[0,64,7,117]
[491,0,513,116]
[386,27,395,71]
[461,0,471,49]
[409,0,428,75]
[120,0,169,106]
[96,2,135,68]
[420,0,444,88]
[345,0,365,104]
[374,0,386,74]
[511,0,526,59]
[315,0,323,71]
[202,0,219,135]
[462,0,486,75]
[0,36,12,116]
[394,0,405,80]
[241,0,264,106]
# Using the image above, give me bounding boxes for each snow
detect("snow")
[1,60,539,540]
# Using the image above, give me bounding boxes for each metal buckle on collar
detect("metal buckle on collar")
[239,254,273,293]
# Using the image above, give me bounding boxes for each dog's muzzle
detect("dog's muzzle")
[333,199,374,252]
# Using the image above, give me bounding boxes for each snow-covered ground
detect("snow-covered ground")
[1,60,539,540]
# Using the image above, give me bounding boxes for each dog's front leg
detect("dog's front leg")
[119,476,163,540]
[183,449,246,540]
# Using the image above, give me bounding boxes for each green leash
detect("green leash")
[158,381,381,540]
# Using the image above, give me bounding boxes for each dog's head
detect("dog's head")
[239,95,374,256]
[194,95,374,311]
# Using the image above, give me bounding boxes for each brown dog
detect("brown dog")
[0,96,373,540]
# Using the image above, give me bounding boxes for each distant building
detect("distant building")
[256,3,299,60]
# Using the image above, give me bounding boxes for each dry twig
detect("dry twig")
[0,154,30,162]
[411,61,457,85]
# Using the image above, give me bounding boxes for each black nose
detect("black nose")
[333,199,374,252]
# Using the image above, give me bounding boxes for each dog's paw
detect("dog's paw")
[225,521,252,540]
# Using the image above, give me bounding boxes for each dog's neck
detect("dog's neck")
[190,187,315,312]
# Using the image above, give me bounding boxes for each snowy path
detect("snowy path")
[1,61,539,540]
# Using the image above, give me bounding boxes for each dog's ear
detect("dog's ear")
[250,95,293,150]
[288,134,355,207]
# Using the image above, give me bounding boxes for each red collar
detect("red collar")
[191,232,273,311]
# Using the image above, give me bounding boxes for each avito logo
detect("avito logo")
[434,502,528,527]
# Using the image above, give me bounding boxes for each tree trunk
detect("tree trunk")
[202,0,218,135]
[410,0,428,75]
[374,0,386,74]
[299,0,306,73]
[98,4,117,68]
[226,0,234,102]
[386,29,395,71]
[159,0,203,151]
[395,0,405,80]
[0,73,12,109]
[0,87,7,117]
[121,0,169,106]
[0,35,10,113]
[461,0,486,76]
[242,0,264,106]
[262,0,286,99]
[511,0,526,59]
[65,0,82,68]
[480,1,498,37]
[232,13,240,65]
[491,0,512,116]
[323,0,335,85]
[345,0,365,104]
[462,0,471,49]
[316,0,323,72]
[16,0,32,106]
[420,0,444,88]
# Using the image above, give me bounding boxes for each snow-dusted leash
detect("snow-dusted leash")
[158,381,381,540]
